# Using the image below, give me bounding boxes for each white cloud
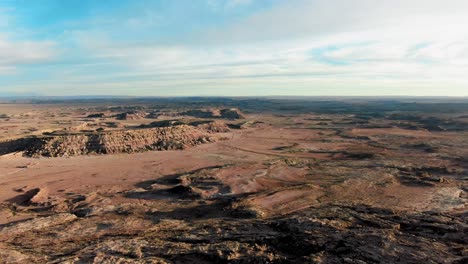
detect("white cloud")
[0,34,58,74]
[200,0,468,44]
[3,0,468,95]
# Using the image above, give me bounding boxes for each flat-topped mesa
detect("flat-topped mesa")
[0,125,214,157]
[182,108,245,120]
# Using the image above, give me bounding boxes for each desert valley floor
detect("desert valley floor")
[0,98,466,263]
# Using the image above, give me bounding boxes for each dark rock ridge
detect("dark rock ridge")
[141,119,186,128]
[0,125,214,157]
[86,113,105,118]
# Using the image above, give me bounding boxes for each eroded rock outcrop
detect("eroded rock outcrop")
[0,125,214,157]
[191,120,231,133]
[27,125,213,157]
[219,108,245,119]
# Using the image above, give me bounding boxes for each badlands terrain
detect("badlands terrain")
[0,97,467,263]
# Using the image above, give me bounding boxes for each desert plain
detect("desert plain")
[0,97,467,263]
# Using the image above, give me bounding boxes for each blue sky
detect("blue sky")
[1,0,467,96]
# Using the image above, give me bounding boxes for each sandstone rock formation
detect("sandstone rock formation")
[6,188,49,205]
[191,120,231,133]
[0,125,214,157]
[219,108,245,119]
[115,110,147,120]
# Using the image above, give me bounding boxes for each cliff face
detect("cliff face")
[0,138,40,156]
[1,125,213,157]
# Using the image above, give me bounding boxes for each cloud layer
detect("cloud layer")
[1,0,467,96]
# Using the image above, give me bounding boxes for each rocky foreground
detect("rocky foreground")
[0,190,466,263]
[0,160,466,263]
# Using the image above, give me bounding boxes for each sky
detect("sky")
[0,0,467,97]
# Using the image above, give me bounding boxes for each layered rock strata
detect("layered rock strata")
[0,125,213,157]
